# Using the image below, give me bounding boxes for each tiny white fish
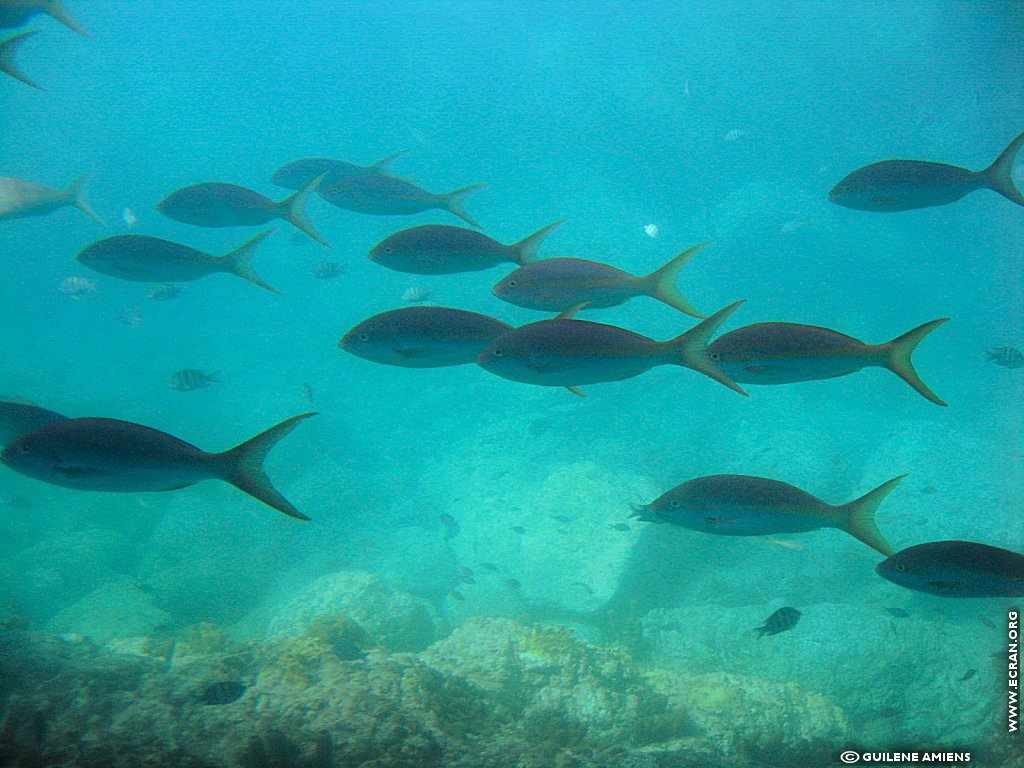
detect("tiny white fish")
[58,276,97,299]
[121,207,138,228]
[643,223,659,238]
[402,286,436,304]
[683,80,691,99]
[723,129,746,143]
[117,307,142,327]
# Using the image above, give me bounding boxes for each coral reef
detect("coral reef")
[267,570,438,652]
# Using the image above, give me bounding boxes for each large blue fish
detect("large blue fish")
[706,319,948,405]
[876,541,1024,597]
[636,474,903,556]
[340,307,512,368]
[0,400,66,446]
[829,131,1024,211]
[270,152,404,190]
[477,302,746,395]
[1,414,315,520]
[157,176,330,247]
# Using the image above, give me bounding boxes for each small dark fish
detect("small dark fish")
[459,566,474,577]
[477,302,746,396]
[309,261,345,279]
[0,0,89,35]
[550,514,572,523]
[448,589,465,602]
[368,222,562,275]
[610,522,631,532]
[0,399,66,446]
[987,346,1024,368]
[756,607,802,638]
[439,513,460,540]
[921,486,939,495]
[301,382,314,405]
[147,284,183,301]
[458,574,476,585]
[829,132,1024,211]
[167,369,221,392]
[528,419,550,437]
[1,414,316,520]
[979,617,996,629]
[707,319,948,406]
[341,307,512,368]
[876,541,1024,597]
[505,578,521,590]
[639,474,903,556]
[200,680,246,705]
[480,562,498,572]
[77,230,280,294]
[319,173,486,228]
[157,177,330,247]
[884,607,910,619]
[958,669,976,682]
[574,581,594,595]
[0,173,103,223]
[270,152,405,189]
[510,525,526,534]
[493,244,705,317]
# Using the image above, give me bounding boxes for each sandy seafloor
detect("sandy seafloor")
[0,1,1022,766]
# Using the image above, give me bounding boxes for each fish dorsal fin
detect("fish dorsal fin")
[565,386,585,397]
[835,475,905,556]
[555,302,590,320]
[367,151,406,175]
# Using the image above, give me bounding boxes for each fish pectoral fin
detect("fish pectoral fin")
[565,386,586,398]
[704,516,737,525]
[395,347,432,358]
[743,365,774,374]
[929,580,968,591]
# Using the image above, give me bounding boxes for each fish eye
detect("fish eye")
[710,353,721,361]
[384,247,392,253]
[492,349,503,357]
[895,564,906,572]
[669,499,680,508]
[358,333,369,341]
[507,280,517,287]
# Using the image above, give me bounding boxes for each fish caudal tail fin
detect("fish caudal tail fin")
[281,173,331,247]
[64,174,105,225]
[512,220,565,264]
[217,413,317,521]
[222,229,281,294]
[837,475,905,556]
[980,131,1024,206]
[883,318,949,406]
[443,183,487,228]
[643,243,707,318]
[670,300,748,395]
[0,31,42,90]
[45,0,90,36]
[367,151,406,175]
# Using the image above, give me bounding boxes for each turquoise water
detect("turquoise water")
[1,2,1022,766]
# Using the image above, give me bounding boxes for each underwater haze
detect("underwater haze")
[1,1,1023,766]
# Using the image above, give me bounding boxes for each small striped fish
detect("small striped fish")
[167,369,221,392]
[987,347,1024,368]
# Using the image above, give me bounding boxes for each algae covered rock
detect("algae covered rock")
[44,576,173,643]
[267,570,437,652]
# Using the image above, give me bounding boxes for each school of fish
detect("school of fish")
[2,0,1023,605]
